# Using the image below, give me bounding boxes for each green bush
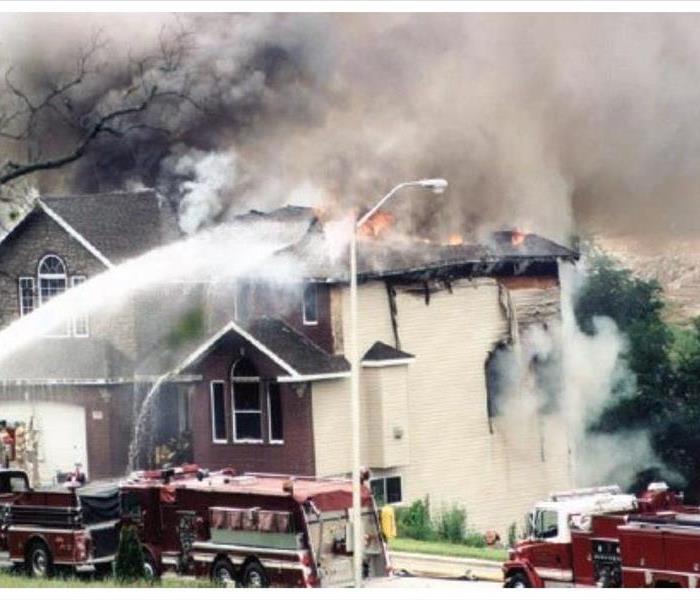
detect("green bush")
[507,522,518,548]
[396,497,435,541]
[463,530,486,548]
[114,525,146,581]
[435,504,467,544]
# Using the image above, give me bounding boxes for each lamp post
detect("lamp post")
[349,178,448,587]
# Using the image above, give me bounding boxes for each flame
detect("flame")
[447,234,464,246]
[511,229,526,246]
[359,210,395,238]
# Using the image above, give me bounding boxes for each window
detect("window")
[485,341,514,421]
[268,383,284,443]
[533,509,559,539]
[210,381,227,443]
[38,254,69,336]
[38,254,67,305]
[18,277,35,316]
[231,358,262,442]
[302,282,318,325]
[370,476,403,505]
[71,276,89,337]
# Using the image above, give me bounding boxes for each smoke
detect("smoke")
[2,14,700,241]
[491,261,678,489]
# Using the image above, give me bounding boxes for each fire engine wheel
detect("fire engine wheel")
[504,572,531,588]
[143,551,160,580]
[211,557,237,586]
[26,541,53,578]
[241,561,269,588]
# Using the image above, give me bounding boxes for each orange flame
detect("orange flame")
[359,210,395,238]
[511,229,526,246]
[447,234,464,246]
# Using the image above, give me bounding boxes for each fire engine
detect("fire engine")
[119,465,390,587]
[502,482,698,587]
[0,468,120,577]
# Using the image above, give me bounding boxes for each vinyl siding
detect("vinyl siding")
[313,279,573,537]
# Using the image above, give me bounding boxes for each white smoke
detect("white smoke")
[172,150,239,234]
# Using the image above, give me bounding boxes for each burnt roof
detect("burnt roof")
[270,223,578,282]
[40,189,179,264]
[362,341,414,362]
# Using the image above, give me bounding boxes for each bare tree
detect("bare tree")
[0,25,198,194]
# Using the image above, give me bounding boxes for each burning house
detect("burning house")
[0,190,579,537]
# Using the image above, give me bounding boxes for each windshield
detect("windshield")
[533,509,559,539]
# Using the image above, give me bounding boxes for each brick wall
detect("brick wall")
[188,335,316,475]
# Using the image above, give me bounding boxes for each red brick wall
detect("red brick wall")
[188,336,316,476]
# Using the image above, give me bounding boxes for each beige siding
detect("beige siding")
[313,279,573,537]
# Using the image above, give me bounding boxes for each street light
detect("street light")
[349,177,448,587]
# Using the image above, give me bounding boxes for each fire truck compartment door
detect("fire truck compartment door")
[0,400,88,484]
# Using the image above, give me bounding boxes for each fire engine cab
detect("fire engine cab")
[503,482,694,588]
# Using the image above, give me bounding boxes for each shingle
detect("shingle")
[40,189,179,264]
[362,341,414,362]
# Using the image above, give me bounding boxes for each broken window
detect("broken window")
[210,381,227,443]
[268,383,284,443]
[485,341,513,420]
[231,358,262,442]
[302,282,318,325]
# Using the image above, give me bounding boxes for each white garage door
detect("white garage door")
[0,400,88,485]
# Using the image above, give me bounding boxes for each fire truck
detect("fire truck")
[119,465,390,587]
[0,468,120,577]
[502,482,697,587]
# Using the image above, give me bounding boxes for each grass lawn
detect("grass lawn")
[0,571,216,588]
[389,537,507,562]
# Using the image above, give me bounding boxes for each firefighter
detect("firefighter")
[0,421,12,468]
[380,504,397,541]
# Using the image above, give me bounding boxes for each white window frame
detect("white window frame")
[71,275,89,337]
[38,254,69,337]
[302,282,318,325]
[231,360,263,444]
[267,383,284,445]
[210,380,227,444]
[18,277,35,317]
[370,475,403,505]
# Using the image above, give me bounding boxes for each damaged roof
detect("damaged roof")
[269,222,578,282]
[39,190,180,264]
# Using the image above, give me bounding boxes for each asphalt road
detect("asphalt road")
[367,575,501,588]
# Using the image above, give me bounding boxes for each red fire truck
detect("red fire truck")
[119,465,390,587]
[0,468,120,577]
[502,482,695,587]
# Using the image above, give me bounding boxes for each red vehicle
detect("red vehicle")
[119,465,390,587]
[502,482,691,588]
[0,468,120,577]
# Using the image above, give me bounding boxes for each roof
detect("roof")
[0,337,135,384]
[269,223,578,282]
[39,189,179,264]
[362,341,414,365]
[176,317,350,382]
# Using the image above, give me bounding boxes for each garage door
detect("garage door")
[0,400,88,485]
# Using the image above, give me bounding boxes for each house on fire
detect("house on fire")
[0,191,579,536]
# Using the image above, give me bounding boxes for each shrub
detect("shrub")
[435,504,467,544]
[114,525,146,581]
[396,496,435,540]
[507,522,518,548]
[463,530,486,548]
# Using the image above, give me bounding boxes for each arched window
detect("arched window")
[231,358,262,442]
[38,254,67,306]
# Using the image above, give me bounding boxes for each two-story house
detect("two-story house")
[162,207,579,536]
